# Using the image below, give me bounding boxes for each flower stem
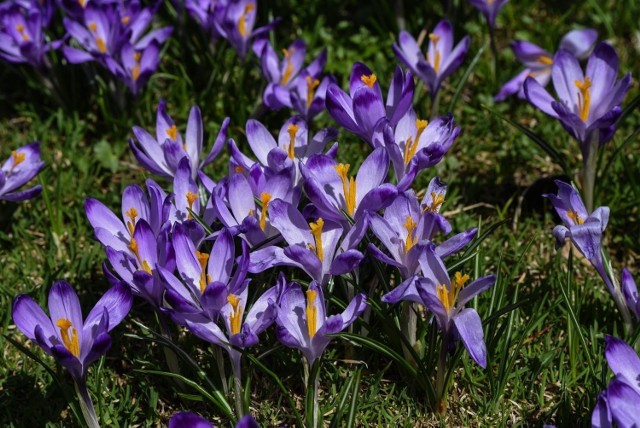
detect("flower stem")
[430,90,441,121]
[158,314,183,389]
[488,25,498,83]
[435,332,450,415]
[581,133,599,213]
[305,359,322,428]
[400,301,418,365]
[230,350,244,418]
[75,380,100,428]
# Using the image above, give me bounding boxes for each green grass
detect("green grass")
[1,0,640,426]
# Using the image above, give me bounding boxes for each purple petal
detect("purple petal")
[12,294,56,342]
[453,308,487,368]
[559,29,597,58]
[604,335,640,389]
[84,283,132,333]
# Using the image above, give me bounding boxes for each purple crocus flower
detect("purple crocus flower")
[85,179,169,254]
[495,29,597,102]
[169,412,258,428]
[248,199,367,285]
[168,157,202,224]
[12,280,132,382]
[468,0,509,28]
[591,336,640,428]
[291,70,335,120]
[214,0,278,59]
[0,4,63,67]
[0,141,44,202]
[300,147,397,224]
[621,268,640,321]
[382,244,496,367]
[387,108,460,191]
[524,42,632,157]
[185,0,227,40]
[326,63,414,146]
[258,38,327,111]
[392,20,470,99]
[276,280,367,364]
[130,100,230,179]
[368,182,477,280]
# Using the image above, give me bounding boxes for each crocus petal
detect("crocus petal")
[453,308,487,368]
[12,295,56,342]
[559,29,598,58]
[607,377,640,428]
[169,412,213,428]
[591,392,612,428]
[48,281,83,338]
[186,320,229,348]
[524,77,559,118]
[246,119,277,166]
[84,283,132,333]
[330,250,364,275]
[604,335,640,388]
[457,275,496,307]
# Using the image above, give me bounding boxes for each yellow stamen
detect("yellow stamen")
[56,318,80,357]
[306,289,318,339]
[575,77,592,122]
[133,52,142,62]
[436,271,469,313]
[88,22,98,33]
[429,33,441,73]
[403,119,428,166]
[538,55,553,65]
[237,3,255,37]
[235,165,244,173]
[360,74,377,89]
[228,294,243,335]
[334,163,356,216]
[567,210,584,225]
[259,192,272,231]
[186,192,198,220]
[424,192,445,213]
[96,37,107,53]
[78,0,86,7]
[166,124,178,140]
[309,218,324,262]
[404,216,417,254]
[306,76,320,109]
[286,124,299,160]
[15,24,29,42]
[280,48,295,84]
[196,251,209,293]
[10,151,26,173]
[121,15,130,25]
[128,238,152,274]
[132,64,141,81]
[125,207,138,235]
[141,260,152,274]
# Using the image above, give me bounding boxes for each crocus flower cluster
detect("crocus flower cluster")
[63,1,173,93]
[0,0,62,67]
[592,336,640,427]
[0,141,45,202]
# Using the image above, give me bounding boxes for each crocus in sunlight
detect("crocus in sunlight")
[13,281,132,428]
[592,336,640,428]
[495,28,597,101]
[276,280,367,365]
[393,20,470,101]
[0,141,44,202]
[130,100,230,179]
[468,0,509,29]
[326,63,413,146]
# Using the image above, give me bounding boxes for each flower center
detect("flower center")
[186,192,198,220]
[280,48,295,84]
[166,124,178,141]
[306,76,320,109]
[575,77,592,122]
[403,119,428,166]
[538,55,553,65]
[237,3,255,37]
[128,238,152,274]
[306,289,318,339]
[125,207,138,235]
[428,33,441,73]
[259,192,272,231]
[121,15,130,25]
[404,216,417,254]
[78,0,86,7]
[196,250,210,293]
[308,218,324,262]
[15,24,29,42]
[436,272,469,314]
[131,51,142,81]
[9,151,26,174]
[334,163,356,216]
[424,191,445,213]
[56,318,80,357]
[360,74,377,89]
[286,123,299,160]
[227,294,243,335]
[567,210,584,225]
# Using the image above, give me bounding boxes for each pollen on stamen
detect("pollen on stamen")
[15,24,30,42]
[538,55,553,65]
[235,165,244,173]
[280,48,295,84]
[125,207,138,235]
[228,294,243,335]
[259,192,272,231]
[567,210,585,225]
[286,124,299,160]
[574,77,592,122]
[10,151,26,170]
[360,74,377,89]
[166,124,178,140]
[88,22,98,33]
[96,37,107,53]
[121,15,130,25]
[309,218,325,262]
[306,76,320,109]
[306,289,318,339]
[424,192,445,213]
[237,3,255,37]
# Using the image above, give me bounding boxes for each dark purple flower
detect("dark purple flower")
[468,0,509,28]
[130,100,230,179]
[495,29,597,101]
[12,280,132,382]
[387,108,460,191]
[169,412,258,428]
[276,280,367,364]
[0,141,44,202]
[300,147,397,223]
[524,42,632,157]
[326,63,414,146]
[0,4,63,67]
[393,20,470,98]
[382,244,496,367]
[591,336,640,428]
[185,0,227,40]
[621,268,640,321]
[248,199,367,285]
